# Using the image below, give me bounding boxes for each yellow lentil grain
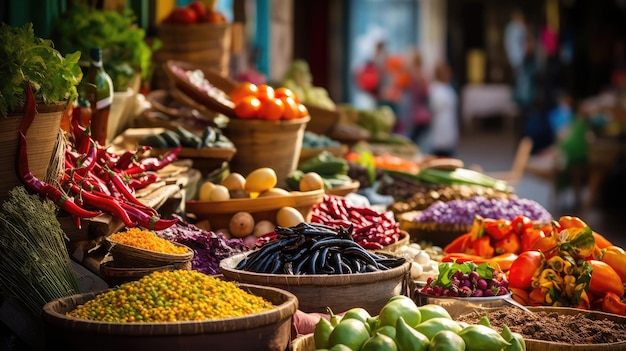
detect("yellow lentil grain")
[109,228,187,254]
[66,270,275,323]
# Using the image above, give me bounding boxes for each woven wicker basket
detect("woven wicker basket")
[220,252,411,315]
[303,103,341,135]
[223,117,310,189]
[105,237,194,268]
[99,260,182,286]
[0,102,66,202]
[153,23,231,90]
[42,283,298,351]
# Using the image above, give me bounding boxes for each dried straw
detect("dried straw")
[0,186,79,319]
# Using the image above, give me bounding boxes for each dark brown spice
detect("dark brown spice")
[456,307,626,344]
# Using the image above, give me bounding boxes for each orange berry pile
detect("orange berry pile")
[230,82,309,121]
[67,270,275,322]
[109,228,188,255]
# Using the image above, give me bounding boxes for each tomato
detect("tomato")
[170,7,198,24]
[188,1,206,17]
[280,96,299,120]
[275,87,299,103]
[234,96,261,119]
[255,84,275,101]
[229,82,258,105]
[508,250,542,290]
[297,103,309,118]
[258,98,284,121]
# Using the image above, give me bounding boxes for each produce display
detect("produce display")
[109,227,189,254]
[287,151,354,191]
[229,81,309,121]
[18,85,179,230]
[413,196,552,228]
[310,195,402,250]
[419,261,510,298]
[235,222,406,275]
[156,214,249,275]
[281,59,336,110]
[312,295,524,351]
[66,269,274,322]
[139,125,233,149]
[162,1,226,24]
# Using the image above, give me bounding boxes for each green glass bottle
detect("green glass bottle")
[79,48,114,145]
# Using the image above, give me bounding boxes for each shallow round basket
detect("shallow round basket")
[99,260,183,286]
[375,230,410,253]
[220,252,412,315]
[299,144,346,162]
[223,116,310,189]
[414,291,516,319]
[327,180,360,197]
[105,238,194,268]
[41,283,298,351]
[185,189,325,230]
[398,211,471,248]
[303,103,341,135]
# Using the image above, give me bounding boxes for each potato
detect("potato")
[229,212,255,238]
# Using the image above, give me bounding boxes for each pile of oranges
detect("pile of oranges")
[229,82,309,121]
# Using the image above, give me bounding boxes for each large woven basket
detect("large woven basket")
[220,252,412,315]
[303,103,341,135]
[0,102,66,202]
[152,23,231,90]
[42,283,298,351]
[223,117,310,189]
[105,237,194,268]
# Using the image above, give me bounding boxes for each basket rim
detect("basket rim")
[41,283,298,334]
[106,237,194,260]
[219,252,411,286]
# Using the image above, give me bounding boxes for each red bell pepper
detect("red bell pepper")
[484,218,513,240]
[511,215,533,235]
[521,227,546,252]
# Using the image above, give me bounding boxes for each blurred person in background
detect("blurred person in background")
[505,8,528,87]
[405,50,431,147]
[427,60,458,157]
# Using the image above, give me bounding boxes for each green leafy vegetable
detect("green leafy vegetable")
[0,22,82,117]
[432,261,495,288]
[53,2,160,91]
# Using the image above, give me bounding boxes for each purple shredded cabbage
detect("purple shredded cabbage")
[156,215,249,275]
[414,196,552,226]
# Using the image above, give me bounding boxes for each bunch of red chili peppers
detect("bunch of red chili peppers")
[17,83,179,230]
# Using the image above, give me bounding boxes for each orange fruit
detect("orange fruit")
[296,103,309,118]
[229,82,258,105]
[274,87,299,104]
[280,96,299,120]
[258,98,284,121]
[256,84,276,101]
[234,96,261,119]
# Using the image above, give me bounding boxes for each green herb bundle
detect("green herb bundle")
[0,186,79,318]
[0,22,82,117]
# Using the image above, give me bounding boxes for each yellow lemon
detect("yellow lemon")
[221,172,246,191]
[299,172,325,192]
[245,167,278,193]
[276,206,305,227]
[208,184,231,201]
[198,181,216,201]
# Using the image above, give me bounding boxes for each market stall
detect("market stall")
[1,3,626,351]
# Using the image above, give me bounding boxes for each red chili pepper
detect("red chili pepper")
[120,203,177,230]
[107,170,147,208]
[127,172,160,190]
[359,241,384,250]
[114,150,139,171]
[124,145,182,175]
[73,139,97,176]
[18,132,101,222]
[20,82,36,134]
[70,108,91,155]
[64,181,136,228]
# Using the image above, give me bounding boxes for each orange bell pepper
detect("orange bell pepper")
[484,218,513,240]
[601,291,626,315]
[493,232,522,255]
[588,260,625,299]
[443,232,472,254]
[472,235,494,258]
[593,231,614,249]
[529,235,559,258]
[601,246,626,284]
[528,287,546,306]
[558,215,588,229]
[510,287,530,305]
[521,227,545,252]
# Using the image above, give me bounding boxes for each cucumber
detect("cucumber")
[175,126,202,148]
[139,134,169,148]
[160,130,181,147]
